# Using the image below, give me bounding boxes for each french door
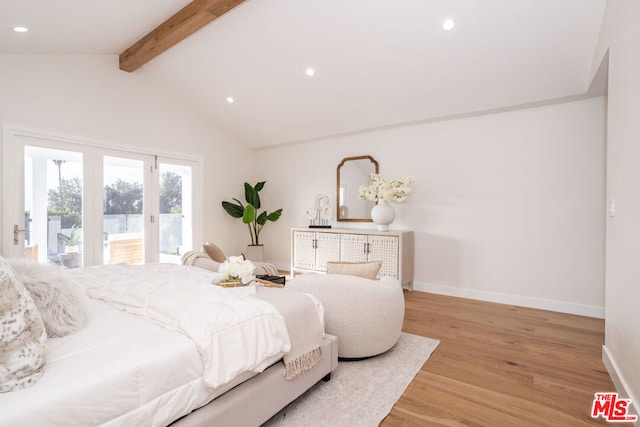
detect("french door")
[3,127,201,266]
[22,145,86,265]
[157,160,194,264]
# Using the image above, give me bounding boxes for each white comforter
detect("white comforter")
[74,263,291,390]
[0,298,210,427]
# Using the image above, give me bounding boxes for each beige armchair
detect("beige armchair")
[181,242,279,276]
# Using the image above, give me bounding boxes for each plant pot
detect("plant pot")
[64,245,79,254]
[58,252,81,268]
[245,245,264,262]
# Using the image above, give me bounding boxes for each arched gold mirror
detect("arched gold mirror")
[336,155,379,222]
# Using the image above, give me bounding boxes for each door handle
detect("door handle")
[13,224,29,245]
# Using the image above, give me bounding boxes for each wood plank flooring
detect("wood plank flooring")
[381,291,629,426]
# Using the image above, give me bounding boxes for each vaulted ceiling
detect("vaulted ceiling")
[1,0,607,148]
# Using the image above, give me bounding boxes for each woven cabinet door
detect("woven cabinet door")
[315,233,341,271]
[293,231,316,270]
[367,235,399,279]
[339,233,367,262]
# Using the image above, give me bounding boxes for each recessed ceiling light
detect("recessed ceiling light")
[226,97,234,104]
[305,67,315,77]
[442,19,455,31]
[13,26,29,33]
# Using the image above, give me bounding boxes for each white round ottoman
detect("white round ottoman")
[287,273,405,358]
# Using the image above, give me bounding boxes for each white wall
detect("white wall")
[591,0,640,412]
[256,97,607,317]
[0,54,253,255]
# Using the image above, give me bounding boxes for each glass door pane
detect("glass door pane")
[24,146,83,267]
[158,162,192,264]
[103,156,145,265]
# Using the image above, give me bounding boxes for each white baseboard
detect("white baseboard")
[602,345,639,423]
[273,270,605,318]
[413,281,605,318]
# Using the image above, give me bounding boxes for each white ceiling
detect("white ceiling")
[0,0,607,149]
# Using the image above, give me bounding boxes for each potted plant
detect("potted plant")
[57,225,82,268]
[222,181,282,261]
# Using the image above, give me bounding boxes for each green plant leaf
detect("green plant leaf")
[266,209,283,222]
[222,201,244,218]
[253,182,265,209]
[244,183,258,206]
[256,211,268,225]
[57,224,80,245]
[242,204,256,224]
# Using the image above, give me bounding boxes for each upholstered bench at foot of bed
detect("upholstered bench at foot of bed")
[171,334,338,427]
[287,274,405,358]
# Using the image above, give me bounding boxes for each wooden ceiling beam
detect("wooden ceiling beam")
[119,0,245,73]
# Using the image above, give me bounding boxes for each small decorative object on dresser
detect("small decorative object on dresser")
[370,200,395,231]
[306,194,333,228]
[358,174,413,231]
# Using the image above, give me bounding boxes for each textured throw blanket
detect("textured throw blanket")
[255,286,324,379]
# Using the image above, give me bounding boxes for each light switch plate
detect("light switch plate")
[608,198,615,217]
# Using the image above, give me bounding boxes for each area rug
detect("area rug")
[263,332,440,427]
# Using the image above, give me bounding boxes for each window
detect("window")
[3,126,202,266]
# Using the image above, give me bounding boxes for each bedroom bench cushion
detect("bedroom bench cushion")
[0,256,47,393]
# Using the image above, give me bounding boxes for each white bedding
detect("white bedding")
[0,298,210,427]
[74,264,291,390]
[0,263,317,427]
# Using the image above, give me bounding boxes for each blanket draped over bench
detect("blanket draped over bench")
[73,264,323,390]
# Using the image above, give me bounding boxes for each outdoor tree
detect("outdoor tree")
[104,179,143,214]
[48,176,82,215]
[159,171,182,214]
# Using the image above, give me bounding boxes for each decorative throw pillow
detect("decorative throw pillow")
[0,256,47,393]
[9,259,87,338]
[325,261,382,280]
[202,242,227,263]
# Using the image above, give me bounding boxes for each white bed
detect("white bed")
[0,263,337,427]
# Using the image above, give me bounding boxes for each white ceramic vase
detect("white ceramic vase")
[371,199,395,231]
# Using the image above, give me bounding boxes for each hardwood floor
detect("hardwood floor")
[381,291,630,426]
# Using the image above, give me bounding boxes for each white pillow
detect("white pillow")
[9,259,87,338]
[0,256,47,393]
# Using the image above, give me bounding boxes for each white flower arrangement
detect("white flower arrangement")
[218,255,256,284]
[358,174,414,204]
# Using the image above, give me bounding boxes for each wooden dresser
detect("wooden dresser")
[291,227,414,290]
